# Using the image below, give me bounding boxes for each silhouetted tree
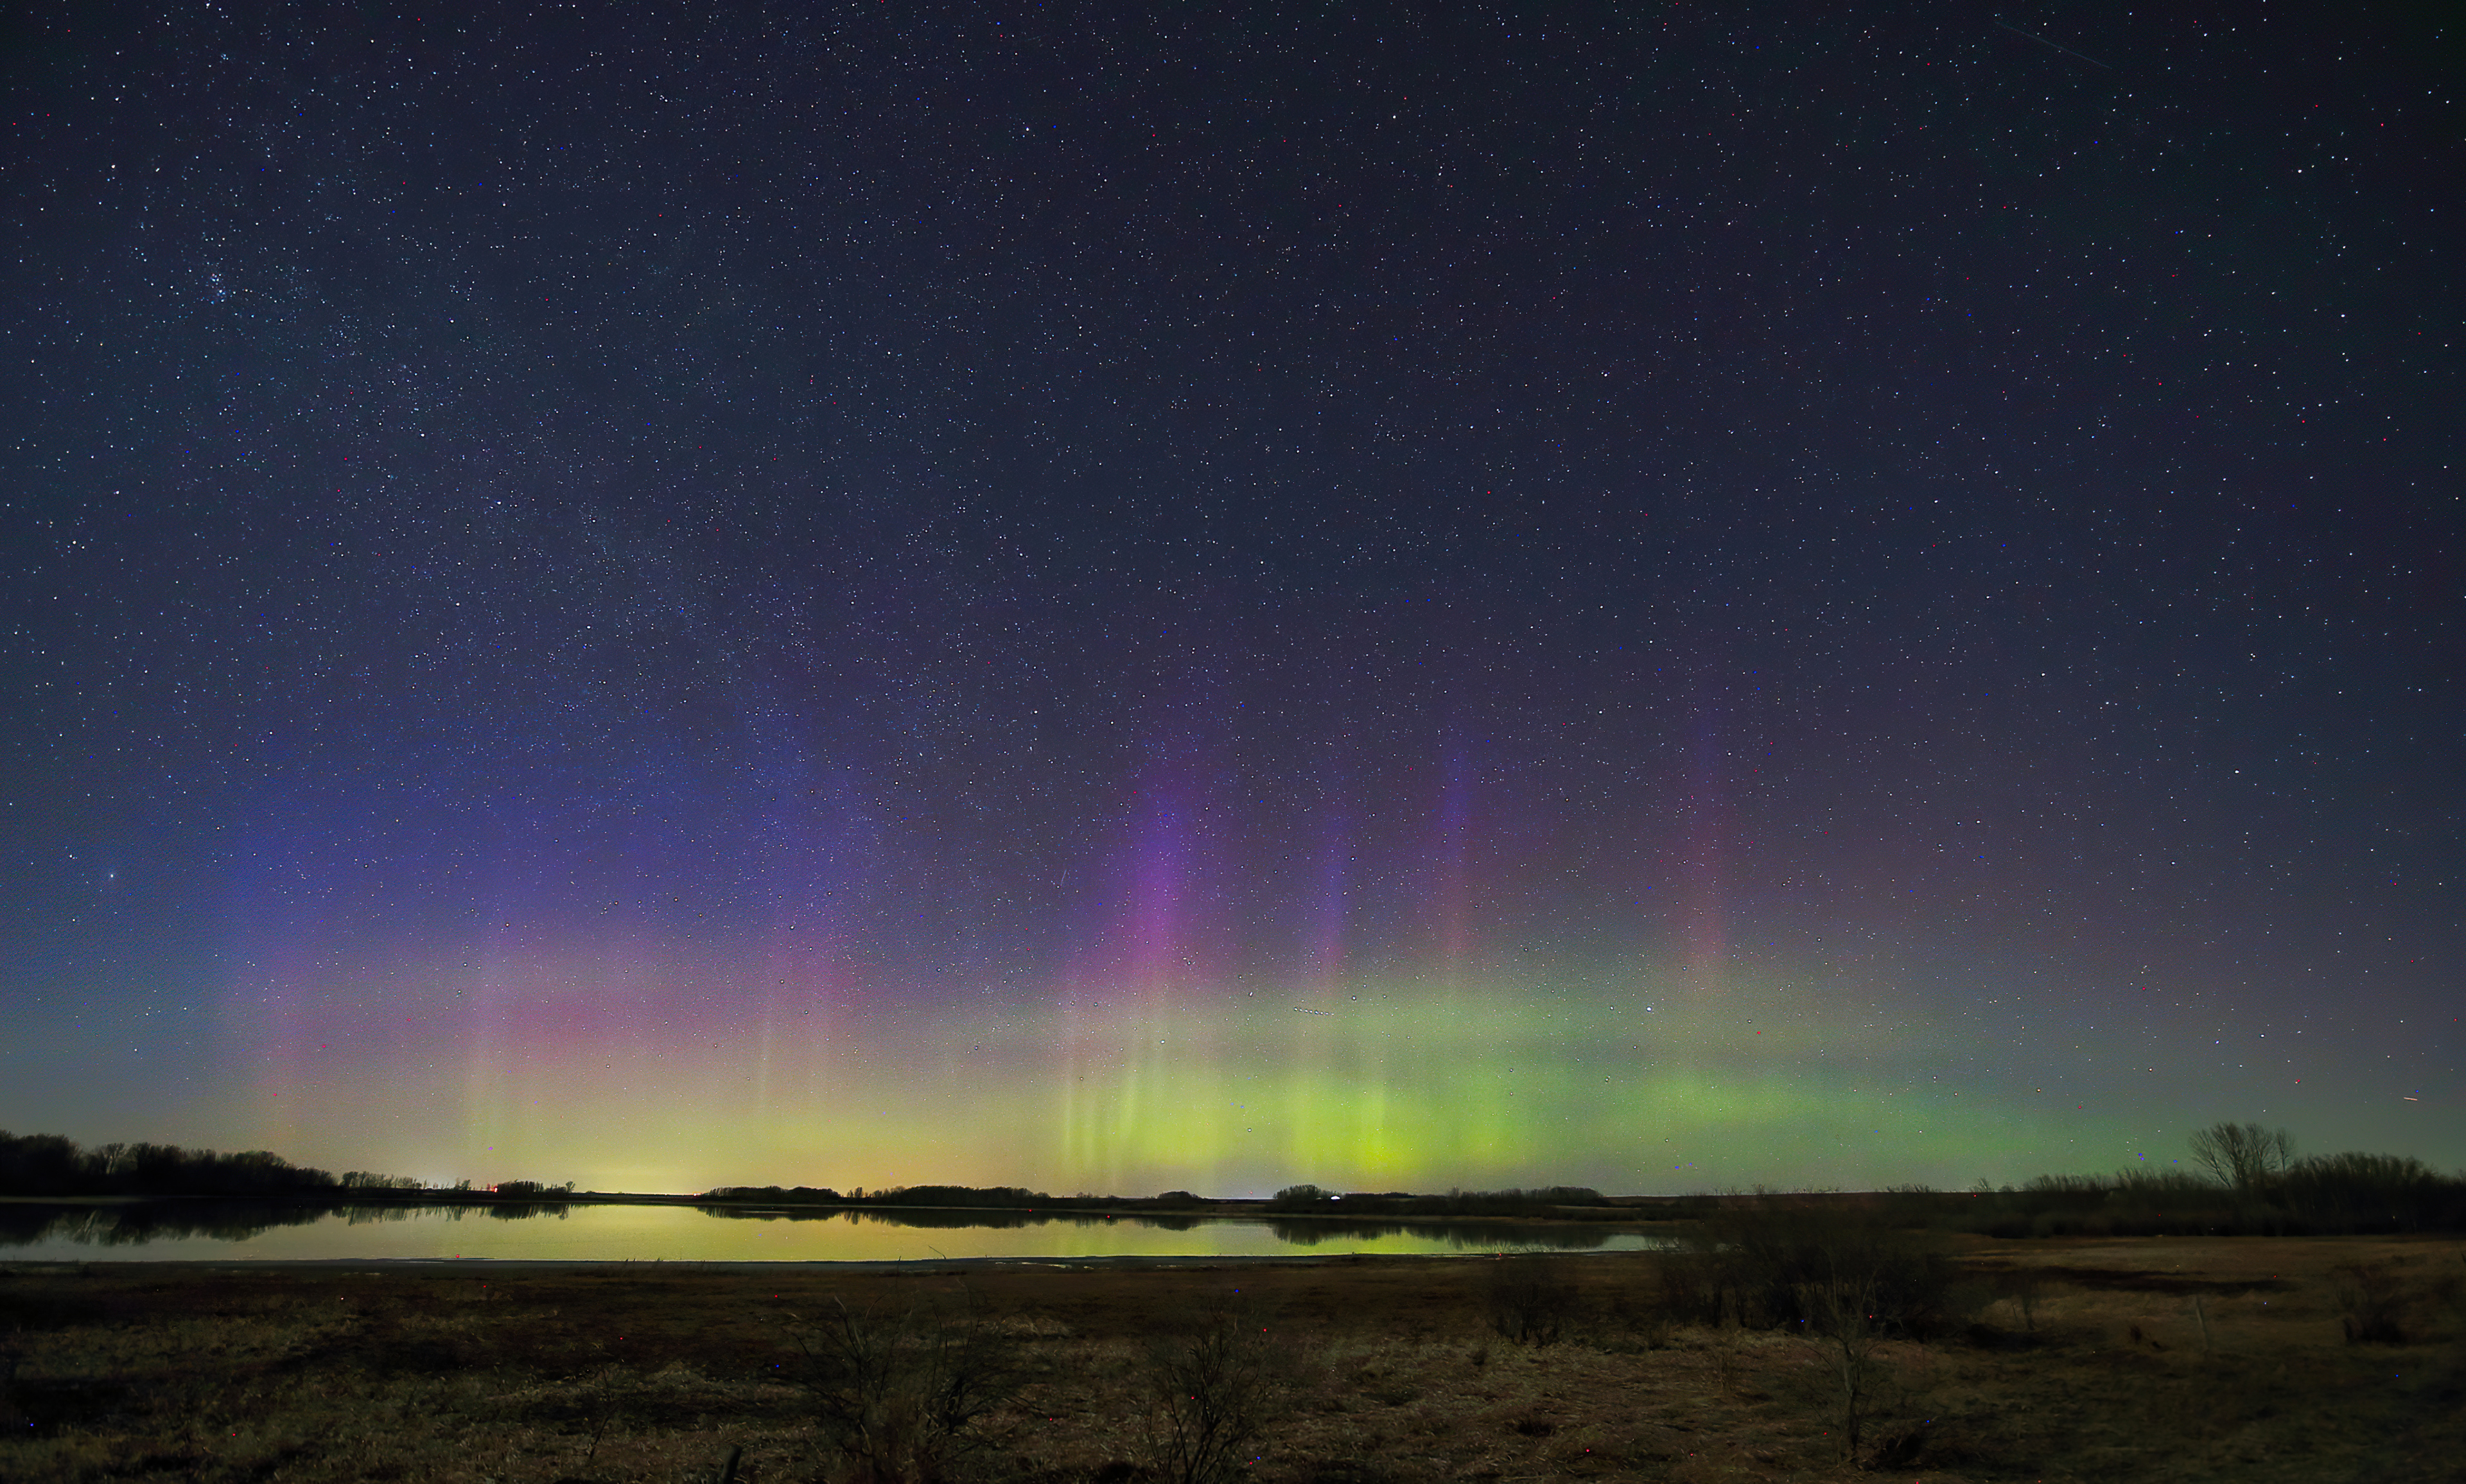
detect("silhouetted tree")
[2188,1121,2295,1190]
[0,1130,417,1198]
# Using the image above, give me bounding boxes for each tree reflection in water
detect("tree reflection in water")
[1264,1219,1613,1250]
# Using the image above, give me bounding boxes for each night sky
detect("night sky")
[3,3,2457,1197]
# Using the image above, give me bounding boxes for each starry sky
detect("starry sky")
[3,3,2457,1197]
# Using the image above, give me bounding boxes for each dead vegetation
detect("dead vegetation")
[0,1234,2462,1483]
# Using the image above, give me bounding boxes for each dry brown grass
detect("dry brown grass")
[1,1234,2462,1483]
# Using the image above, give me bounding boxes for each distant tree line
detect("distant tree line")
[699,1183,1201,1211]
[694,1182,1616,1217]
[487,1179,579,1197]
[1604,1122,2462,1238]
[1265,1185,1614,1218]
[1893,1122,2466,1237]
[701,1183,850,1205]
[695,1183,1040,1209]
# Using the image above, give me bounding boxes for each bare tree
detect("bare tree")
[2187,1121,2295,1190]
[1795,1268,1886,1462]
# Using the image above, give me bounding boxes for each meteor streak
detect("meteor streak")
[1993,16,2113,70]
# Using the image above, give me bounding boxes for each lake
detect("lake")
[0,1201,1665,1263]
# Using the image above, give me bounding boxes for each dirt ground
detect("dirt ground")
[3,1232,2461,1483]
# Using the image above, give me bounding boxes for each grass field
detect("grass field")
[3,1233,2462,1482]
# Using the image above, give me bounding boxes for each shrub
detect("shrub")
[1139,1305,1299,1484]
[2284,1153,2447,1231]
[2331,1263,2410,1345]
[1483,1257,1577,1347]
[1993,1270,2047,1332]
[1656,1241,1736,1328]
[782,1289,1022,1483]
[1692,1202,1957,1338]
[1969,1133,2466,1237]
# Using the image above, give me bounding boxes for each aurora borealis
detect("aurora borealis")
[3,4,2457,1196]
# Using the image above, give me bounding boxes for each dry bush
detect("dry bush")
[1481,1256,1577,1347]
[781,1288,1023,1483]
[1994,1268,2047,1332]
[0,1338,21,1431]
[1788,1274,1945,1467]
[2330,1262,2409,1345]
[1137,1304,1300,1484]
[1655,1242,1735,1329]
[1674,1201,1959,1338]
[1595,1288,1675,1354]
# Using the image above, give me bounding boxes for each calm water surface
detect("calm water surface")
[0,1202,1663,1262]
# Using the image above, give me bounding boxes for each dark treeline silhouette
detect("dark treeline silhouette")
[694,1203,1215,1232]
[697,1183,1214,1212]
[1265,1185,1616,1218]
[0,1130,579,1203]
[692,1182,1622,1223]
[1841,1122,2466,1237]
[486,1179,579,1198]
[1503,1122,2463,1240]
[688,1202,1613,1246]
[701,1183,849,1205]
[861,1183,1051,1209]
[0,1130,420,1198]
[697,1183,1040,1209]
[1954,1148,2466,1237]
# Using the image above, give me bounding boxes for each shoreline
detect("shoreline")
[0,1250,1513,1274]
